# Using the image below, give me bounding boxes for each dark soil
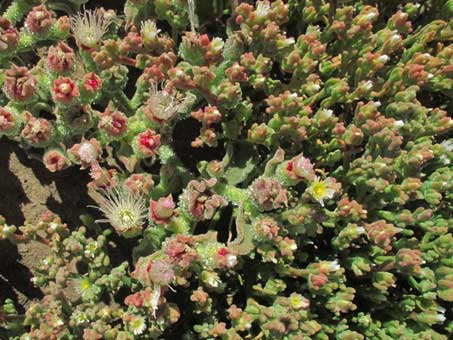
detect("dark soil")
[0,138,94,312]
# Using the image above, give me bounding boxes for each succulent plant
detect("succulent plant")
[0,0,452,339]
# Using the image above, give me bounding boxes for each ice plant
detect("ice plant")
[307,176,337,206]
[92,186,147,238]
[0,1,452,339]
[70,8,112,50]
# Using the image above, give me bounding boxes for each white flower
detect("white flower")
[356,226,366,234]
[92,187,147,237]
[70,9,112,49]
[391,34,401,43]
[319,109,333,119]
[312,84,321,91]
[393,120,404,129]
[366,12,377,20]
[146,82,192,122]
[140,20,161,42]
[256,1,271,19]
[129,315,147,335]
[377,54,390,64]
[49,222,59,231]
[308,176,336,206]
[225,253,238,267]
[363,80,373,90]
[78,141,98,164]
[427,73,434,79]
[327,260,341,272]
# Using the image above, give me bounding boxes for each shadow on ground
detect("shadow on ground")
[0,138,94,311]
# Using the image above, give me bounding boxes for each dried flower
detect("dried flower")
[250,177,288,211]
[25,5,53,34]
[0,17,19,53]
[47,42,75,73]
[3,64,37,102]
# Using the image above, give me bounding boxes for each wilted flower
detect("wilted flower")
[3,64,37,102]
[25,5,53,34]
[250,177,288,211]
[124,173,154,195]
[0,107,21,136]
[181,178,228,221]
[285,154,315,182]
[43,149,67,172]
[92,186,147,238]
[47,42,75,73]
[21,114,54,147]
[70,9,112,50]
[68,138,102,168]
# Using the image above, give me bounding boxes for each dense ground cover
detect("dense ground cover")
[0,0,452,339]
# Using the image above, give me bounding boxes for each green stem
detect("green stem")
[3,0,36,25]
[112,91,134,116]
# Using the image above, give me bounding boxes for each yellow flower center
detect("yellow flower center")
[312,182,327,199]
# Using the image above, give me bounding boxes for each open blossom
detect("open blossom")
[307,176,337,206]
[93,186,147,238]
[0,17,19,53]
[133,129,161,158]
[98,108,127,137]
[25,5,53,34]
[47,42,75,73]
[70,9,112,50]
[53,77,80,104]
[3,64,37,102]
[150,195,176,224]
[144,82,191,123]
[140,20,161,48]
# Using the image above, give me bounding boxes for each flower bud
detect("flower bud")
[150,195,176,224]
[25,5,53,34]
[43,149,68,172]
[0,106,22,136]
[0,18,19,53]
